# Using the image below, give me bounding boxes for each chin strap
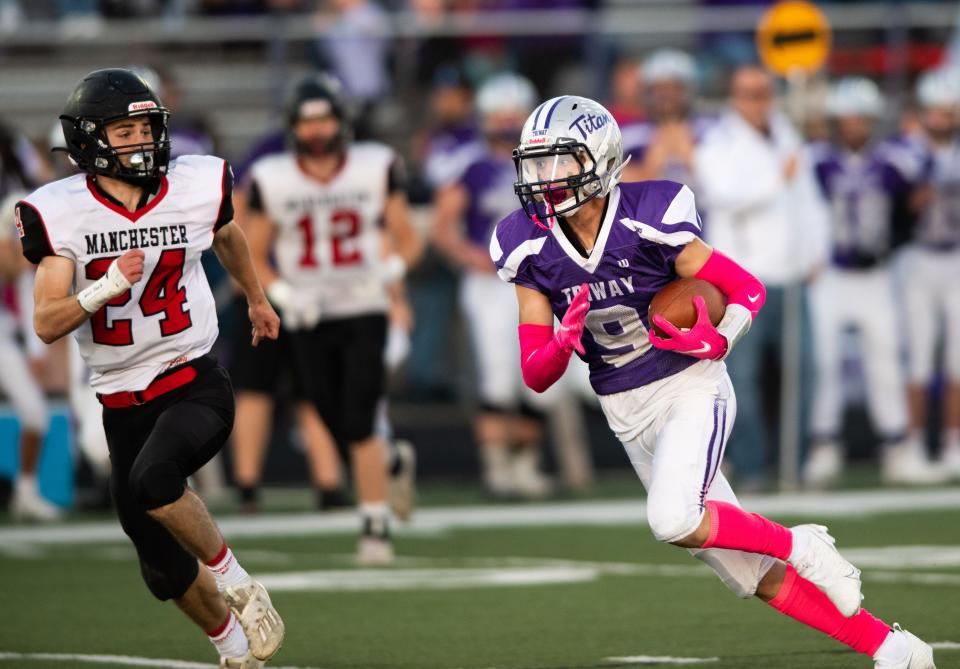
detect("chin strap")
[606,154,631,192]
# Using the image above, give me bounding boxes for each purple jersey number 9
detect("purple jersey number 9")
[584,304,651,367]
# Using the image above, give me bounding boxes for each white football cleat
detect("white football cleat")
[788,524,863,617]
[357,535,394,567]
[223,579,285,661]
[387,440,417,522]
[219,651,265,669]
[882,442,949,486]
[481,446,516,498]
[510,448,553,500]
[11,484,62,522]
[940,443,960,479]
[803,441,843,488]
[874,624,936,669]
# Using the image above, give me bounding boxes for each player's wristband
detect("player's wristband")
[715,303,752,360]
[77,259,131,313]
[381,254,407,285]
[266,279,294,312]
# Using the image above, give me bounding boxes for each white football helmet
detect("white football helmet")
[476,73,537,118]
[513,95,625,225]
[916,67,960,109]
[643,49,697,87]
[825,77,883,118]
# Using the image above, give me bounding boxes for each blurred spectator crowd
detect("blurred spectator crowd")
[2,1,960,519]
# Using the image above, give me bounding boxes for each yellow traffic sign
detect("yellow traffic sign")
[756,1,832,76]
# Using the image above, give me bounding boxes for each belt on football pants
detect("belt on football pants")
[97,365,198,409]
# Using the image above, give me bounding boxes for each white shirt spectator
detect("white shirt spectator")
[695,109,830,286]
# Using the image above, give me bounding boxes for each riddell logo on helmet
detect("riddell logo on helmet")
[128,101,158,111]
[300,99,332,119]
[526,137,549,145]
[14,207,24,239]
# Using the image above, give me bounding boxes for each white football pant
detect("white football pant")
[0,309,47,435]
[808,266,908,441]
[599,359,776,599]
[68,336,110,475]
[460,271,567,411]
[902,246,960,383]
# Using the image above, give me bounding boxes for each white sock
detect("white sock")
[15,474,38,496]
[205,544,250,591]
[872,629,907,664]
[360,502,390,539]
[208,612,249,659]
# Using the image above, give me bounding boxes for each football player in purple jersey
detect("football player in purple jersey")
[433,73,557,498]
[804,77,942,487]
[619,49,714,187]
[904,67,960,480]
[491,94,935,668]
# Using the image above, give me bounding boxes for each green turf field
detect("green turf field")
[1,487,959,669]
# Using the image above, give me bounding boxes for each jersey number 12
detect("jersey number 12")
[85,248,192,346]
[297,209,362,268]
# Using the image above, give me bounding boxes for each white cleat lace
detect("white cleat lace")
[788,524,863,617]
[223,580,285,661]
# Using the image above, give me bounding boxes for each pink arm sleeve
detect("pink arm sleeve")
[694,250,766,318]
[518,323,573,393]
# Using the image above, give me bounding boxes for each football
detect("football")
[648,278,726,337]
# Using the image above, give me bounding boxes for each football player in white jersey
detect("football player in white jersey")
[0,191,55,522]
[16,69,283,669]
[246,73,421,566]
[493,95,935,668]
[904,68,960,479]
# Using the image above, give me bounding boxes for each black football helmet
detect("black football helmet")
[57,68,171,184]
[284,72,352,156]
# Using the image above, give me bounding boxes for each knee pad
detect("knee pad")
[128,459,185,510]
[691,547,776,599]
[646,500,702,544]
[138,549,199,601]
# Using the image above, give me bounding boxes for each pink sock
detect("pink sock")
[769,565,890,656]
[701,500,793,560]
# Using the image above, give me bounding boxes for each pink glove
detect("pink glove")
[556,283,589,354]
[648,295,728,360]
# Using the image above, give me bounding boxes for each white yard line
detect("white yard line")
[0,652,325,669]
[258,565,599,591]
[605,656,719,665]
[2,488,960,546]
